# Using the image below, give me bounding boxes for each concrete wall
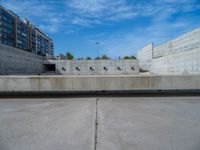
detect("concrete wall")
[137,43,153,70]
[137,27,200,74]
[44,60,139,75]
[152,48,200,74]
[0,75,200,91]
[152,28,200,74]
[0,43,139,75]
[0,44,44,75]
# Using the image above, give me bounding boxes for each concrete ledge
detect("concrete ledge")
[0,75,200,92]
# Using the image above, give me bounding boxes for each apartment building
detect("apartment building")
[0,6,15,47]
[0,5,54,56]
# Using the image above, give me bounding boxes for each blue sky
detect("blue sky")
[1,0,200,59]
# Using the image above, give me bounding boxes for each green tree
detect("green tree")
[85,57,92,60]
[123,56,130,59]
[95,57,101,60]
[66,52,74,60]
[123,55,136,59]
[101,54,109,60]
[130,55,136,59]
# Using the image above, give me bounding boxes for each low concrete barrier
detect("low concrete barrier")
[0,75,200,92]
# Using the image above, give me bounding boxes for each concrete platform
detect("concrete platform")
[0,97,200,150]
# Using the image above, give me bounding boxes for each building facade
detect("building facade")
[137,27,200,74]
[0,6,15,47]
[0,5,54,56]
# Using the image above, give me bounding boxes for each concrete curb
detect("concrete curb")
[1,89,200,98]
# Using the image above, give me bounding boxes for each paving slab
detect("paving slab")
[97,97,200,150]
[0,98,96,150]
[1,97,200,150]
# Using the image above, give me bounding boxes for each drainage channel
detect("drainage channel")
[94,97,99,150]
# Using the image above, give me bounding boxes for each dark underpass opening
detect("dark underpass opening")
[44,64,56,72]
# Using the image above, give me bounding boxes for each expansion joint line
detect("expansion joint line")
[94,97,99,150]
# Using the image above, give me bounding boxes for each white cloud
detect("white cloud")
[66,0,200,26]
[1,0,200,48]
[71,17,101,26]
[68,0,107,15]
[67,0,137,25]
[1,0,199,28]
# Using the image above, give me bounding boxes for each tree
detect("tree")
[123,56,130,59]
[123,55,136,60]
[85,57,92,60]
[66,52,74,60]
[101,54,109,60]
[77,57,84,60]
[130,55,136,59]
[95,57,100,60]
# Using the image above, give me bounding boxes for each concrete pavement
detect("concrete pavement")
[97,97,200,150]
[0,98,96,150]
[0,97,200,150]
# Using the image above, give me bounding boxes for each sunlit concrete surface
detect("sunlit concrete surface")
[97,97,200,150]
[0,97,200,150]
[1,75,200,92]
[137,27,200,74]
[0,98,96,150]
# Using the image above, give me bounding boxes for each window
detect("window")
[17,40,22,44]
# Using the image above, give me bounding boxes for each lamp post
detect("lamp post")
[96,42,99,59]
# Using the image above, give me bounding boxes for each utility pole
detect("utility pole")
[96,42,99,58]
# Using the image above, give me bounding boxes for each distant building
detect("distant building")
[56,53,67,60]
[0,5,54,56]
[137,27,200,74]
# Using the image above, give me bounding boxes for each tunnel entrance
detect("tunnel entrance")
[43,64,56,72]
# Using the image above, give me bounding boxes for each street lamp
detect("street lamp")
[96,42,99,59]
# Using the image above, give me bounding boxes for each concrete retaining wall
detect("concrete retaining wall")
[0,75,200,92]
[137,27,200,74]
[0,44,44,75]
[152,28,200,74]
[0,44,139,75]
[137,43,153,70]
[152,48,200,74]
[45,60,139,75]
